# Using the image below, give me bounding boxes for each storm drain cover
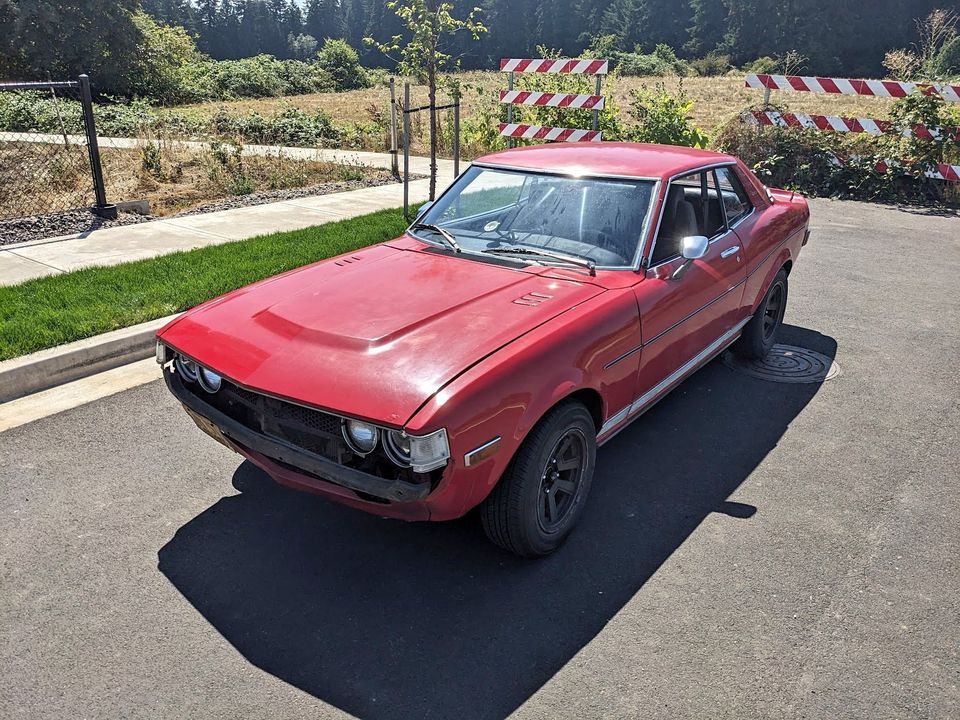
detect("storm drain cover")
[722,344,840,384]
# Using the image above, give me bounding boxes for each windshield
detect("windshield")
[412,165,656,268]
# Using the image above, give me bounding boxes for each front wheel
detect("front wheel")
[480,401,596,557]
[733,268,788,360]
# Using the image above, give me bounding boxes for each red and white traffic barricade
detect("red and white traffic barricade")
[499,90,605,110]
[745,74,960,103]
[499,58,608,145]
[744,73,960,183]
[500,58,609,75]
[744,110,959,142]
[498,124,602,142]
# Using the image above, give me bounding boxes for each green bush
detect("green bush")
[614,44,693,77]
[625,81,707,148]
[690,52,731,77]
[712,93,960,205]
[316,39,371,92]
[928,36,960,79]
[741,56,779,74]
[0,91,84,133]
[126,11,208,104]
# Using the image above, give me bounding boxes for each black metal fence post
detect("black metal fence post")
[78,74,116,219]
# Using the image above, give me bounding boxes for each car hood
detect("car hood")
[159,243,604,426]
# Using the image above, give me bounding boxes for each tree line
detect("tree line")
[1,0,956,92]
[142,0,952,76]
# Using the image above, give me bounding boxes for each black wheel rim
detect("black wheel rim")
[762,283,784,341]
[537,429,587,533]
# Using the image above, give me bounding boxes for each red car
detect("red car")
[157,142,809,556]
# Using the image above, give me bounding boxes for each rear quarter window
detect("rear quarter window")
[715,166,753,225]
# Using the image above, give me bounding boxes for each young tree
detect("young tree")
[366,1,487,199]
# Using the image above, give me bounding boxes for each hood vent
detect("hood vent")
[513,291,553,307]
[334,255,364,267]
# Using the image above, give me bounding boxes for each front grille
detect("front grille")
[187,379,344,461]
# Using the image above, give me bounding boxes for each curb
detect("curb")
[0,313,180,404]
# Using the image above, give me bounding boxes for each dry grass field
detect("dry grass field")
[176,72,899,139]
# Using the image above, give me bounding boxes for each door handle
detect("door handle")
[720,245,740,258]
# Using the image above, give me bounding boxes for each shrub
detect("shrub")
[127,11,207,104]
[614,44,693,77]
[741,56,779,74]
[690,52,731,77]
[712,92,960,205]
[0,91,84,133]
[625,81,708,148]
[316,39,371,91]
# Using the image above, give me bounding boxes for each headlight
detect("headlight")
[408,429,450,472]
[342,419,379,455]
[174,355,198,382]
[384,430,413,467]
[197,366,222,393]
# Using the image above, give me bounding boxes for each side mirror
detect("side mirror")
[672,235,709,280]
[415,201,434,220]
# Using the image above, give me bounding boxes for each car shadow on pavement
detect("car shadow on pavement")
[158,324,836,720]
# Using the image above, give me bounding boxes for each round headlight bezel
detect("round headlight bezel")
[342,419,379,456]
[174,355,199,383]
[197,366,222,393]
[383,429,412,467]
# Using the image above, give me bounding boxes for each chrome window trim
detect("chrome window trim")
[643,161,740,270]
[714,165,755,229]
[597,314,752,441]
[412,162,662,272]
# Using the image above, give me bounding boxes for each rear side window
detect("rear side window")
[715,167,752,225]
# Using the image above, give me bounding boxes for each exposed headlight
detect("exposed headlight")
[408,429,450,473]
[174,354,198,382]
[384,430,413,467]
[342,419,379,455]
[197,366,222,393]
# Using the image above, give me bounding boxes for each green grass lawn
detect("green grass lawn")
[0,208,408,362]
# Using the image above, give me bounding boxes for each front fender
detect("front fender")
[406,288,642,519]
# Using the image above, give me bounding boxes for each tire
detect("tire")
[480,401,597,557]
[733,268,788,360]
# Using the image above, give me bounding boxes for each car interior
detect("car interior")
[649,172,732,266]
[436,173,655,267]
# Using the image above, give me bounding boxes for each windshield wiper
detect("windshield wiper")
[482,246,596,276]
[411,223,461,253]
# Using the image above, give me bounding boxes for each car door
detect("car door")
[632,167,748,400]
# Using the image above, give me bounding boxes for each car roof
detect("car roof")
[473,142,736,180]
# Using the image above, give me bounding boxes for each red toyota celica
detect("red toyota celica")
[156,142,810,556]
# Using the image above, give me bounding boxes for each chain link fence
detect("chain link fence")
[0,76,114,221]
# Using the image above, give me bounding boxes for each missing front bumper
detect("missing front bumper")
[165,370,433,503]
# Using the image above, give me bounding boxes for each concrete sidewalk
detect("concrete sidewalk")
[0,177,437,286]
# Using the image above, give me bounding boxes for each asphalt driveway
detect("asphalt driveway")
[1,199,958,719]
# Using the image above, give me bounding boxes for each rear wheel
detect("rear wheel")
[480,401,596,557]
[733,268,788,360]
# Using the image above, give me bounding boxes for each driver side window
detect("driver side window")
[650,170,726,265]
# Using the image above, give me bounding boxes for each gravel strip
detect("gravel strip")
[0,210,151,246]
[0,176,407,247]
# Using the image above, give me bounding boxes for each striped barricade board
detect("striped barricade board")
[498,123,601,142]
[744,110,958,141]
[500,58,609,75]
[499,90,605,110]
[745,73,960,103]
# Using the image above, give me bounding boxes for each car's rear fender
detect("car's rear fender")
[741,195,808,314]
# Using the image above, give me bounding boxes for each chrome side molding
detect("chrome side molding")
[597,315,751,440]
